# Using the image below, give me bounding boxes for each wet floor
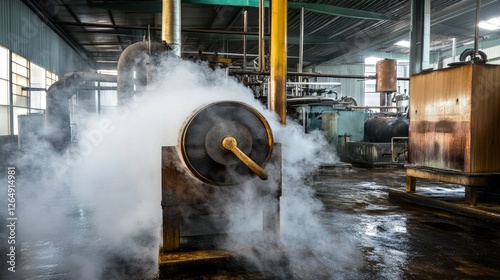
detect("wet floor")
[1,167,500,279]
[305,167,500,279]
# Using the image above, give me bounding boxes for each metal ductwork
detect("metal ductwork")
[46,72,117,152]
[46,0,179,150]
[117,0,179,105]
[116,41,170,105]
[162,0,181,57]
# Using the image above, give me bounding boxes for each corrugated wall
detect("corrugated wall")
[0,0,93,75]
[306,64,365,106]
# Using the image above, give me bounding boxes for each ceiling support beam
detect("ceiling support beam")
[286,2,399,21]
[55,22,343,44]
[107,10,124,51]
[90,1,399,21]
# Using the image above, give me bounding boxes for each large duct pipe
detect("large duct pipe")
[117,41,170,105]
[162,0,181,57]
[46,72,117,152]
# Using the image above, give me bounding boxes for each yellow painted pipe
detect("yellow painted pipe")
[162,0,181,56]
[269,0,287,125]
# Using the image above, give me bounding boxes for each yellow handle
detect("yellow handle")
[221,136,268,180]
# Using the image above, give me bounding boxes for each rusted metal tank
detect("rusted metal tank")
[408,64,500,172]
[406,63,500,205]
[376,59,397,92]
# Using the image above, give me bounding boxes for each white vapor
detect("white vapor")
[7,55,360,280]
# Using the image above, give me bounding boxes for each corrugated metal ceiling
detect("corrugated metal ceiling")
[21,0,500,70]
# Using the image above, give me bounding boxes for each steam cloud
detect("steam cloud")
[1,55,360,279]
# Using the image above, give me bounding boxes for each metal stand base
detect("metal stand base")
[159,144,283,277]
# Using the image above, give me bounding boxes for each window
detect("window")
[46,70,58,87]
[0,46,9,135]
[0,48,58,136]
[11,53,30,131]
[12,53,29,96]
[97,69,118,115]
[30,62,47,110]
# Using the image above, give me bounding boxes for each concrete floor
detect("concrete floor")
[307,166,500,279]
[1,166,499,279]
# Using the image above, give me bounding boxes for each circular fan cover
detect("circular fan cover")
[181,101,273,185]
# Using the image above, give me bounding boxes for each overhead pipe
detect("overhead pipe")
[46,72,117,152]
[162,0,181,56]
[118,0,176,105]
[269,0,287,125]
[231,70,410,81]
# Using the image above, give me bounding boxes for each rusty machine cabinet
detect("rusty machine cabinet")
[159,101,283,276]
[406,64,500,205]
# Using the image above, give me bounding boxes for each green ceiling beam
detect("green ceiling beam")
[90,1,398,21]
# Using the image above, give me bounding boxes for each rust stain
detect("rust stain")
[410,120,468,171]
[413,120,462,134]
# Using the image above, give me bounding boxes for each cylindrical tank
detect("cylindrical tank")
[376,59,397,92]
[364,117,408,143]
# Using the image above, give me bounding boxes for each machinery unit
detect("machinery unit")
[160,101,283,275]
[322,110,365,152]
[406,63,500,205]
[376,58,397,111]
[286,96,358,133]
[288,101,336,132]
[337,116,409,166]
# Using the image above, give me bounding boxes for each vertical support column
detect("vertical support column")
[465,186,478,206]
[162,147,181,252]
[406,176,416,192]
[270,0,287,125]
[409,0,430,75]
[422,0,430,69]
[297,7,305,97]
[451,38,457,62]
[162,188,180,252]
[263,144,282,244]
[473,0,481,58]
